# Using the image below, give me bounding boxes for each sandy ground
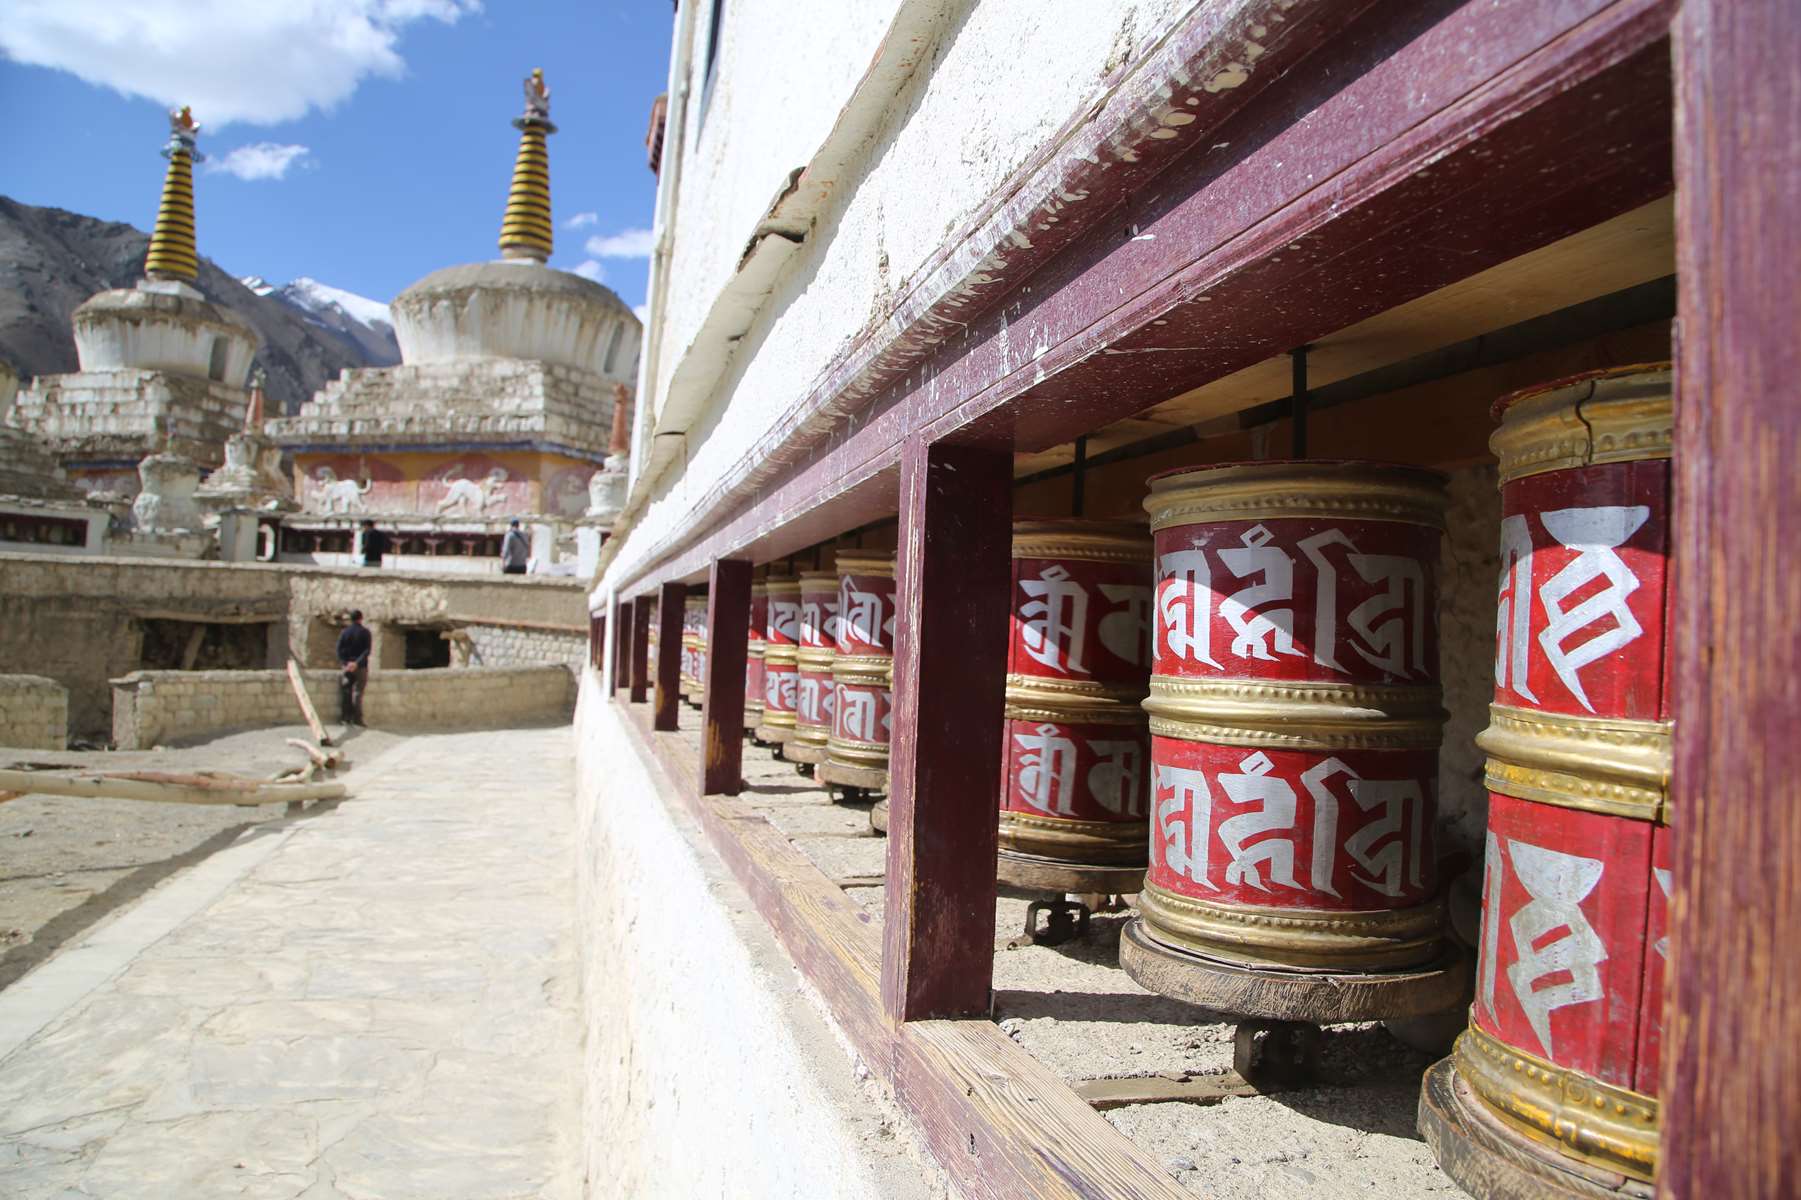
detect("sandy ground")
[683,704,1461,1198]
[0,724,405,993]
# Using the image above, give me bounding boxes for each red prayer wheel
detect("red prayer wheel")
[1120,460,1468,1022]
[680,595,706,704]
[745,578,769,732]
[784,565,840,767]
[755,575,801,744]
[1420,365,1673,1195]
[819,552,895,798]
[997,520,1154,893]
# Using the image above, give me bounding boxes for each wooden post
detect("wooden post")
[700,559,752,795]
[882,438,1012,1022]
[629,596,651,704]
[1663,4,1801,1195]
[654,581,687,731]
[613,599,632,693]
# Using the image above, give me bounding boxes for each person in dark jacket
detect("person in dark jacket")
[500,519,529,575]
[360,520,389,568]
[336,610,373,726]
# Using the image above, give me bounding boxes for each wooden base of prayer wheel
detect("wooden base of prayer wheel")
[997,852,1144,896]
[1126,460,1458,1024]
[1422,365,1671,1199]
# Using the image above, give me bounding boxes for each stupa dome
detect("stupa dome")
[391,260,639,378]
[72,282,259,387]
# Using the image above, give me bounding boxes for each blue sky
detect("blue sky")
[0,1,671,313]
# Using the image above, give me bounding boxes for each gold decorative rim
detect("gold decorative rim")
[1455,1026,1658,1183]
[680,634,700,648]
[833,551,895,577]
[1007,673,1147,707]
[825,737,891,768]
[1006,703,1146,726]
[763,646,798,666]
[1137,881,1446,970]
[1013,519,1153,563]
[748,641,766,659]
[998,810,1147,862]
[798,569,838,593]
[760,710,797,729]
[1144,676,1444,749]
[1491,364,1672,484]
[1144,462,1448,532]
[1478,704,1671,821]
[792,723,830,747]
[797,648,836,671]
[832,656,893,686]
[764,578,801,595]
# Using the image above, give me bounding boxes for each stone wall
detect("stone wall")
[463,623,586,670]
[0,675,68,750]
[0,553,587,737]
[1438,464,1503,857]
[112,664,575,749]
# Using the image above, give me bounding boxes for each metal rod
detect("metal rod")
[1071,436,1088,517]
[1291,345,1311,458]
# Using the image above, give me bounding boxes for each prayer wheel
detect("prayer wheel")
[680,595,706,705]
[784,565,840,767]
[745,578,769,732]
[819,552,896,797]
[997,520,1154,893]
[1420,365,1672,1197]
[1120,460,1468,1022]
[755,575,801,744]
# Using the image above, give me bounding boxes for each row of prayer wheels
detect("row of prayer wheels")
[670,362,1672,1200]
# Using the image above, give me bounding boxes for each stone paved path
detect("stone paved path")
[0,727,582,1199]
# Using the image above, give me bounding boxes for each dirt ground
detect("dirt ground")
[0,723,406,993]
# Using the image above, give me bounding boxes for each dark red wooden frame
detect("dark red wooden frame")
[699,559,751,795]
[605,0,1798,1190]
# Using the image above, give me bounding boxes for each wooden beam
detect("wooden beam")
[653,581,686,731]
[0,767,345,806]
[285,657,332,746]
[1662,2,1801,1195]
[629,594,651,704]
[700,560,751,795]
[606,0,1675,596]
[882,439,1011,1022]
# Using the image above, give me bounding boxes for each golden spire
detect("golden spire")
[146,106,202,282]
[499,69,557,262]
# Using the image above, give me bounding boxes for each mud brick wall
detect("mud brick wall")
[0,553,586,737]
[111,664,576,750]
[0,674,69,750]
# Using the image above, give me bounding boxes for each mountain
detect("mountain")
[0,196,394,415]
[241,275,400,368]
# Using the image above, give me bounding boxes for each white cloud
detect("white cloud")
[571,260,607,284]
[0,1,480,127]
[632,303,650,324]
[207,142,310,181]
[584,227,655,259]
[564,211,598,230]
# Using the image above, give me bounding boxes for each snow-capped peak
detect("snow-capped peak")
[237,274,392,329]
[283,277,393,330]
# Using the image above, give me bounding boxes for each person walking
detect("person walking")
[336,609,372,726]
[501,519,530,576]
[359,519,390,568]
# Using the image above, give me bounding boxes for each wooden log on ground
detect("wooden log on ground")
[0,767,346,806]
[286,658,333,746]
[284,739,342,770]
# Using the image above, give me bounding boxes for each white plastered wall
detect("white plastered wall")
[616,0,1192,589]
[572,674,944,1200]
